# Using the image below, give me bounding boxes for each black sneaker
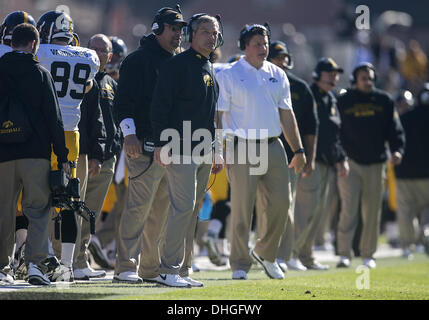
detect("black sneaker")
[40,256,61,281]
[88,236,112,269]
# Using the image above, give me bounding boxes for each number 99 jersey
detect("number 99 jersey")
[37,44,100,131]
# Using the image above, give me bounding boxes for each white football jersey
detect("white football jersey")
[37,44,100,131]
[0,44,12,57]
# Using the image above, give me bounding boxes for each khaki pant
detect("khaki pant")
[73,156,116,269]
[0,159,51,272]
[96,183,126,248]
[137,176,170,279]
[396,178,429,248]
[337,160,385,259]
[293,162,335,266]
[315,169,340,246]
[115,153,165,275]
[227,139,289,272]
[276,167,297,261]
[159,159,212,275]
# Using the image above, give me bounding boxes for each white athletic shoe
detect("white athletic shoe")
[286,258,307,271]
[276,259,288,273]
[251,250,284,279]
[182,276,204,287]
[232,270,248,280]
[0,270,14,284]
[74,267,106,280]
[336,256,351,268]
[402,248,414,260]
[27,262,50,286]
[112,271,143,284]
[362,258,376,269]
[157,274,191,288]
[50,263,74,283]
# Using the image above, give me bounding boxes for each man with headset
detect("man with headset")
[151,13,223,287]
[216,24,306,280]
[267,40,319,272]
[289,58,349,271]
[336,62,405,269]
[113,5,187,284]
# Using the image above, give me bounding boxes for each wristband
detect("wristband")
[293,148,305,154]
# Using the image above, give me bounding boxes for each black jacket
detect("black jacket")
[78,80,105,162]
[0,51,68,163]
[337,88,405,165]
[114,34,173,140]
[394,105,429,179]
[95,71,121,160]
[311,83,347,166]
[281,71,318,162]
[151,48,219,153]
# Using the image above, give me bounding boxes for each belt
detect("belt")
[233,136,278,145]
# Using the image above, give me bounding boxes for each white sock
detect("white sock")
[48,240,55,257]
[208,219,222,235]
[15,229,27,250]
[61,243,75,267]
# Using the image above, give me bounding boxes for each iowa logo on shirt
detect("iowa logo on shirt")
[203,74,213,87]
[2,120,13,129]
[103,83,114,93]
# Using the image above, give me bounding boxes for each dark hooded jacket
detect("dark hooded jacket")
[114,34,173,140]
[0,51,68,163]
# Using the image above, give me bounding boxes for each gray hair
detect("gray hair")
[191,15,219,34]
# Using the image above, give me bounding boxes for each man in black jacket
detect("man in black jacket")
[0,24,69,285]
[292,58,349,271]
[394,84,429,257]
[113,6,189,285]
[151,14,223,287]
[267,40,319,272]
[336,62,405,269]
[74,57,107,279]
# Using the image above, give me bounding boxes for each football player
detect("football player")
[36,10,99,282]
[0,11,36,56]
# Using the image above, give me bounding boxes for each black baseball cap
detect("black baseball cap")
[315,57,344,73]
[158,9,187,26]
[268,41,289,60]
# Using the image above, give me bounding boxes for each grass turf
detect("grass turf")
[1,254,428,300]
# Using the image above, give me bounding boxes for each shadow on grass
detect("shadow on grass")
[0,292,112,300]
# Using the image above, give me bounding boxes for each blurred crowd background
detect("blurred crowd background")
[1,0,428,95]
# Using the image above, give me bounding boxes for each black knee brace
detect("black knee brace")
[61,210,78,243]
[16,214,29,231]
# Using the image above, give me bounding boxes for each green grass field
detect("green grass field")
[1,254,428,300]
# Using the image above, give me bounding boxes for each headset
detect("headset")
[182,13,224,48]
[238,22,271,51]
[151,4,182,35]
[350,62,377,84]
